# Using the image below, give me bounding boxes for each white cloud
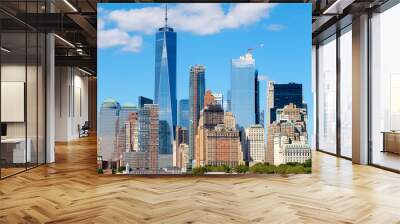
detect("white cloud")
[98,18,105,29]
[266,23,287,32]
[107,6,164,34]
[98,28,142,53]
[98,4,276,53]
[121,36,143,53]
[106,3,276,35]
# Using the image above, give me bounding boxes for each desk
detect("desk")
[382,131,400,154]
[1,138,31,163]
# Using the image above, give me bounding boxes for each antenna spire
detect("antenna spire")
[165,4,168,28]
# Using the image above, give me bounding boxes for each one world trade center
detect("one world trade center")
[154,6,176,155]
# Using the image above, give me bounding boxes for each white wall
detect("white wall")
[55,67,89,141]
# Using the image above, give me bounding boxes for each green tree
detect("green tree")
[96,168,104,174]
[118,166,125,173]
[192,167,207,175]
[303,159,312,168]
[234,165,249,173]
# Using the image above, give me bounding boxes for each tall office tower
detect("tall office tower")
[189,65,205,167]
[224,90,231,112]
[230,51,259,130]
[266,103,309,165]
[246,124,265,165]
[98,98,120,165]
[267,82,303,124]
[196,104,226,167]
[138,96,153,108]
[120,112,141,171]
[206,124,243,167]
[255,73,260,125]
[116,104,138,159]
[230,51,259,163]
[204,90,215,107]
[175,126,189,167]
[139,104,159,170]
[213,93,223,108]
[154,7,176,155]
[267,81,274,126]
[178,99,190,129]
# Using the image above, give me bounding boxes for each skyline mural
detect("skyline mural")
[97,3,312,175]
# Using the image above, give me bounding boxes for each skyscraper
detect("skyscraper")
[138,96,153,108]
[267,81,274,126]
[139,104,159,170]
[189,65,205,167]
[266,103,309,165]
[175,126,189,168]
[154,7,176,155]
[267,82,303,124]
[128,112,139,152]
[195,104,224,167]
[178,99,189,129]
[116,104,138,160]
[205,124,243,167]
[98,98,121,165]
[246,124,265,165]
[230,51,259,130]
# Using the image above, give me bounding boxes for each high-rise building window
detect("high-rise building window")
[339,26,352,158]
[317,35,337,154]
[371,3,400,171]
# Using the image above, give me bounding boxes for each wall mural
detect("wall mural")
[97,3,312,175]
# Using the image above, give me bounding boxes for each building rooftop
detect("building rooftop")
[101,98,120,109]
[121,103,137,109]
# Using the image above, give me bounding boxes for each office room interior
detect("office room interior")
[0,0,400,223]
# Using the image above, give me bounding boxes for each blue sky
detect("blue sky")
[98,3,312,134]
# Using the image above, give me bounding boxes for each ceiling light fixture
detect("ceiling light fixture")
[63,0,78,12]
[322,0,354,15]
[78,67,93,76]
[54,34,75,48]
[1,47,11,53]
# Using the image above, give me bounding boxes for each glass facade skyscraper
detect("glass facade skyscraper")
[178,99,190,129]
[189,65,205,166]
[268,82,303,124]
[230,52,259,130]
[98,98,121,163]
[154,14,177,155]
[117,104,139,157]
[138,96,153,108]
